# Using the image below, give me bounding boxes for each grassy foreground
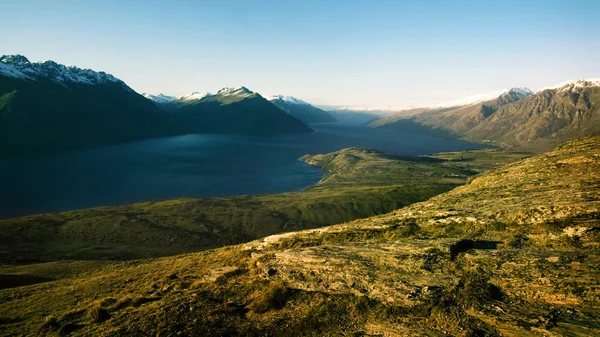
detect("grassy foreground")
[0,137,598,336]
[0,147,527,263]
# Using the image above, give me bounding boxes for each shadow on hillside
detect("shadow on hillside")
[0,274,55,289]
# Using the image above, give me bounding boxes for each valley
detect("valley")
[1,136,597,336]
[0,142,524,264]
[2,1,599,336]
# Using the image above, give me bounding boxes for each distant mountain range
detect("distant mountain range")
[266,95,337,124]
[152,87,312,135]
[144,91,337,125]
[0,55,312,153]
[371,80,600,149]
[1,54,598,153]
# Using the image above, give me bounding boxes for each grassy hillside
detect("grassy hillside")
[0,147,523,264]
[1,137,597,336]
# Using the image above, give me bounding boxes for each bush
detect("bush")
[87,304,110,323]
[39,315,59,332]
[247,281,290,313]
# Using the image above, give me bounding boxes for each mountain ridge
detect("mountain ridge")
[371,80,600,149]
[268,94,337,124]
[0,55,313,153]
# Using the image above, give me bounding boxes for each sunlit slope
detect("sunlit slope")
[2,137,598,336]
[0,147,495,263]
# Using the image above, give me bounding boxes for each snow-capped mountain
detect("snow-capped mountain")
[268,94,337,124]
[371,78,600,150]
[142,93,176,104]
[538,78,600,92]
[0,54,176,153]
[161,86,312,134]
[432,87,534,108]
[178,92,212,101]
[267,95,310,105]
[335,88,534,113]
[370,86,536,137]
[0,55,125,87]
[216,86,255,98]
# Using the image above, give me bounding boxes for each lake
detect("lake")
[0,123,487,218]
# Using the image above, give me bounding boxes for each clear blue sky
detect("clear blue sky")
[2,0,598,107]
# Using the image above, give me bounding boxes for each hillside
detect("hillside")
[371,88,534,138]
[0,55,178,153]
[267,95,337,124]
[1,136,597,336]
[465,80,600,149]
[163,87,313,135]
[0,147,512,263]
[372,81,600,150]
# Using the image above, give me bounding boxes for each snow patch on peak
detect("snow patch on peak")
[0,54,30,65]
[432,87,533,108]
[0,61,33,80]
[143,93,176,104]
[217,86,253,96]
[267,95,310,105]
[0,54,124,86]
[178,92,213,101]
[509,87,534,97]
[538,78,600,92]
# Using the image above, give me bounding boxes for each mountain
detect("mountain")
[0,55,313,153]
[0,55,179,153]
[267,95,337,124]
[162,87,313,135]
[372,81,600,150]
[464,79,600,148]
[142,93,175,104]
[371,87,534,137]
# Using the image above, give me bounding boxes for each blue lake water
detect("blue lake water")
[0,123,488,218]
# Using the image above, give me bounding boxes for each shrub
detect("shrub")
[87,303,110,323]
[39,315,60,332]
[247,281,290,313]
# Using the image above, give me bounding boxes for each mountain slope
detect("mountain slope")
[267,95,337,124]
[371,88,534,137]
[372,80,600,150]
[142,93,175,104]
[2,136,598,336]
[0,147,495,262]
[164,87,313,135]
[0,55,313,153]
[0,55,178,153]
[465,79,600,148]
